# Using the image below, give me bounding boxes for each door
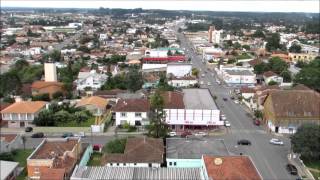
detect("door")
[275,126,279,133]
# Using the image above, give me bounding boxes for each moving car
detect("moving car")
[223,97,228,101]
[25,127,33,132]
[31,132,44,138]
[207,82,212,86]
[181,131,192,138]
[269,138,284,145]
[234,100,239,104]
[195,132,207,137]
[237,139,251,145]
[168,132,177,137]
[74,132,85,137]
[224,121,231,127]
[220,114,227,121]
[230,96,235,100]
[286,164,298,175]
[62,132,74,138]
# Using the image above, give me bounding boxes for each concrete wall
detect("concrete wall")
[115,112,148,126]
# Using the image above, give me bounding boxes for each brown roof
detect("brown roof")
[40,168,65,180]
[0,134,17,143]
[31,81,64,89]
[31,139,78,159]
[103,137,164,164]
[76,96,108,109]
[292,84,312,91]
[112,99,150,112]
[266,90,320,118]
[263,71,277,78]
[161,91,185,109]
[248,59,262,66]
[203,155,262,180]
[94,89,127,97]
[241,87,256,94]
[1,101,46,114]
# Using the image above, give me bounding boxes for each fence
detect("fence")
[79,145,93,166]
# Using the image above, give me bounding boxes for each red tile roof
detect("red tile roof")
[112,99,150,112]
[31,81,64,89]
[161,91,185,109]
[203,155,262,180]
[263,71,277,78]
[31,139,78,159]
[39,168,65,180]
[143,56,185,62]
[1,101,46,114]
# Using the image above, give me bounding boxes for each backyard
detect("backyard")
[87,152,103,166]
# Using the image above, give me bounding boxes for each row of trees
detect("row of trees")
[33,103,92,126]
[294,57,320,91]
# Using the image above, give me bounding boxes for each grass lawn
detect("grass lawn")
[56,117,95,127]
[304,160,320,179]
[13,149,33,180]
[87,152,102,166]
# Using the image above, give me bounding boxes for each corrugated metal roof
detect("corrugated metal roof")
[72,166,202,180]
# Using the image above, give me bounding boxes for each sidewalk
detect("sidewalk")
[288,154,315,180]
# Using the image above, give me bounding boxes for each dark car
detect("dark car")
[230,96,235,100]
[286,164,298,175]
[25,127,33,132]
[31,132,44,138]
[237,139,252,145]
[223,98,228,101]
[62,132,74,138]
[181,131,192,138]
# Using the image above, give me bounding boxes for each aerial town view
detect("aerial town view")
[0,0,319,180]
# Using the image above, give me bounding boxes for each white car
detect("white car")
[269,138,284,145]
[207,82,212,86]
[234,100,239,104]
[195,132,207,137]
[224,121,231,127]
[220,114,227,121]
[200,81,204,85]
[74,132,85,137]
[201,74,205,77]
[168,132,177,137]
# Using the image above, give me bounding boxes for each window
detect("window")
[148,163,152,167]
[134,163,137,166]
[116,163,119,166]
[120,113,126,117]
[135,113,142,117]
[169,162,172,166]
[110,163,113,166]
[173,162,177,166]
[123,163,126,166]
[135,121,141,126]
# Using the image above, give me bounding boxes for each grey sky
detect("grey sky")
[2,1,319,13]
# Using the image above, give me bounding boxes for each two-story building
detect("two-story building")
[75,70,108,91]
[27,138,82,179]
[112,99,150,126]
[1,101,47,128]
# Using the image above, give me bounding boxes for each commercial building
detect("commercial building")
[216,66,256,86]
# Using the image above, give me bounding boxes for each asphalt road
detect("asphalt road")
[177,30,296,180]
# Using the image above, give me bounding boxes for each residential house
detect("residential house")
[0,134,22,152]
[112,99,150,126]
[27,138,82,179]
[102,137,164,168]
[75,70,108,91]
[76,96,108,115]
[201,155,262,180]
[31,81,65,98]
[0,160,19,180]
[288,52,318,63]
[263,90,320,134]
[216,66,256,86]
[1,101,47,128]
[263,71,283,85]
[163,89,222,132]
[166,138,229,168]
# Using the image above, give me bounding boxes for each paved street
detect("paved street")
[177,29,296,180]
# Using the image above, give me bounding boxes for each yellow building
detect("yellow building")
[288,52,318,63]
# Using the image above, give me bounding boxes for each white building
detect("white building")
[166,63,192,77]
[263,71,283,85]
[76,70,108,91]
[22,47,42,56]
[168,76,198,88]
[202,48,223,62]
[113,99,150,126]
[1,101,47,128]
[216,66,256,86]
[163,89,222,132]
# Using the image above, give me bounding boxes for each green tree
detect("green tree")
[54,110,71,125]
[32,93,50,101]
[49,50,61,62]
[280,70,292,82]
[147,90,168,138]
[74,111,89,124]
[103,138,127,153]
[268,57,288,74]
[252,29,265,38]
[158,74,174,91]
[268,80,278,86]
[294,58,320,91]
[291,124,320,161]
[233,42,241,50]
[167,50,173,56]
[191,68,199,77]
[289,44,302,53]
[126,67,143,92]
[265,33,280,52]
[52,91,64,100]
[254,110,263,119]
[33,109,55,126]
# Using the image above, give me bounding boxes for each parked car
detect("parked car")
[25,127,33,132]
[31,132,44,138]
[224,121,231,127]
[74,132,85,137]
[269,138,284,145]
[254,120,261,126]
[230,96,235,100]
[62,132,74,138]
[93,144,102,152]
[195,132,207,137]
[234,100,239,104]
[237,139,251,145]
[207,82,212,86]
[223,97,228,101]
[220,114,227,121]
[286,164,298,175]
[168,131,177,137]
[181,131,192,138]
[201,74,205,77]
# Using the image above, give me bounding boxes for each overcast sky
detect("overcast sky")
[2,1,319,13]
